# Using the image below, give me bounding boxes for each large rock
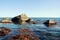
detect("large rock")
[11,14,36,25]
[20,14,28,21]
[12,14,28,24]
[12,17,21,24]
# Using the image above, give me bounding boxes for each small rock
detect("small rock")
[43,20,57,27]
[26,19,36,24]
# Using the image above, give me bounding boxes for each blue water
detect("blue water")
[0,18,60,40]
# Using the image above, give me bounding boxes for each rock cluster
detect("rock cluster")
[0,27,11,36]
[12,14,36,25]
[12,14,57,27]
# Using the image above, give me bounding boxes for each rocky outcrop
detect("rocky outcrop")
[11,14,36,25]
[43,20,56,27]
[12,17,21,24]
[0,27,11,36]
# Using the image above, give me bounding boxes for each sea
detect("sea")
[0,18,60,40]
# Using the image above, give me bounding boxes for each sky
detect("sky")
[0,0,60,17]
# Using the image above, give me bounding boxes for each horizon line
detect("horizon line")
[0,16,60,18]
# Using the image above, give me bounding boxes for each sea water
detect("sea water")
[0,18,60,40]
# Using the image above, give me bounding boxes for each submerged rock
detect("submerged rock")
[19,28,33,34]
[8,28,40,40]
[8,34,40,40]
[43,20,56,27]
[0,27,11,36]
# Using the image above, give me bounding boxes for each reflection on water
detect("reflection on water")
[0,18,60,40]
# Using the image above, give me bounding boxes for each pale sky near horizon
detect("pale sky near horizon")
[0,0,60,17]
